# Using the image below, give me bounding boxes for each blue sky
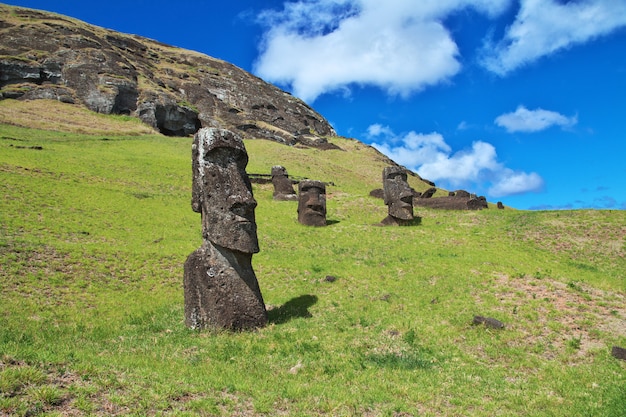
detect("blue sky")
[5,0,626,210]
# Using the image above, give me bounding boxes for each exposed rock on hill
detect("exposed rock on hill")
[0,4,335,145]
[369,186,490,210]
[412,195,489,210]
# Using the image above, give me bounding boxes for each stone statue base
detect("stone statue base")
[184,241,268,330]
[379,215,414,226]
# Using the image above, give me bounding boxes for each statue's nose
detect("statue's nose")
[306,193,323,207]
[228,190,257,216]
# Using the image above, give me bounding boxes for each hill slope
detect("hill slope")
[0,3,336,145]
[1,112,625,416]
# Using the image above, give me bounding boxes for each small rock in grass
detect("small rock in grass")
[611,346,626,361]
[473,315,505,329]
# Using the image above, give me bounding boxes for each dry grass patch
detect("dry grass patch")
[489,274,626,361]
[510,211,626,259]
[0,99,157,136]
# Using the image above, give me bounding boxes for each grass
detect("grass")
[0,99,157,136]
[1,111,625,416]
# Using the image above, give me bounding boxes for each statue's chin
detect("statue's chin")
[390,208,413,221]
[211,238,259,254]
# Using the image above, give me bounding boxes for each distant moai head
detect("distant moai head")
[383,166,414,221]
[191,128,259,253]
[271,165,288,177]
[454,189,471,198]
[298,180,327,226]
[271,165,297,200]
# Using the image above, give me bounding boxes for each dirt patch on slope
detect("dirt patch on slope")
[490,274,625,361]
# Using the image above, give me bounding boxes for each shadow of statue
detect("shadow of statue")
[409,216,422,226]
[268,294,318,325]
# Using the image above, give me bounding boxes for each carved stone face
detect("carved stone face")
[298,180,327,226]
[192,128,259,253]
[271,165,297,198]
[271,165,287,177]
[383,166,414,221]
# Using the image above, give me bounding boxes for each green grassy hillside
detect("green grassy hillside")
[1,108,625,416]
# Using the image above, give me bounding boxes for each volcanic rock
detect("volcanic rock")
[0,4,335,145]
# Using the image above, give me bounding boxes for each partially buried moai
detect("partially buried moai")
[380,166,415,226]
[184,128,268,330]
[297,180,327,226]
[271,165,297,201]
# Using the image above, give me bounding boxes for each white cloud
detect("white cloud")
[366,123,394,138]
[253,0,626,101]
[489,170,544,197]
[481,0,626,75]
[367,124,543,197]
[368,129,451,169]
[254,0,510,102]
[417,141,500,184]
[495,105,577,133]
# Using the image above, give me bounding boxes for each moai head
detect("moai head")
[191,128,259,253]
[271,165,297,199]
[298,180,327,226]
[383,166,414,221]
[271,165,288,178]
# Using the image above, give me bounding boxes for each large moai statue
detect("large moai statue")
[184,128,268,330]
[380,166,415,226]
[271,165,297,201]
[297,180,327,226]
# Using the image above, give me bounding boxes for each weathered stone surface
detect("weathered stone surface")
[298,180,327,226]
[369,188,384,199]
[379,215,415,226]
[191,128,259,252]
[184,128,267,330]
[611,346,626,361]
[137,96,200,137]
[0,4,336,143]
[184,241,267,330]
[271,165,297,201]
[497,201,504,209]
[413,195,489,210]
[420,187,437,199]
[467,196,489,210]
[380,166,415,226]
[473,315,505,329]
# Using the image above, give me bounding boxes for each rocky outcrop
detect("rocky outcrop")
[419,187,438,199]
[413,195,489,210]
[0,4,335,145]
[473,316,505,329]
